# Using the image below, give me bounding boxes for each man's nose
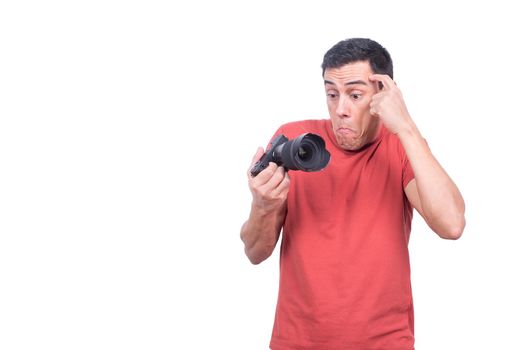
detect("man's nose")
[336,95,351,118]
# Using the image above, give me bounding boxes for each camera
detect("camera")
[250,133,331,177]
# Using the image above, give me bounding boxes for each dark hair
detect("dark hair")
[321,38,393,78]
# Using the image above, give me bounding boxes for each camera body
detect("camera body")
[250,133,331,177]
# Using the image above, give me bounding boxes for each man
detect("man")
[240,38,465,350]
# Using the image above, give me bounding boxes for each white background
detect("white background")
[1,1,523,349]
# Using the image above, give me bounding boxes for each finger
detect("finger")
[369,74,395,91]
[250,162,278,186]
[262,165,287,192]
[369,100,380,116]
[273,172,291,197]
[250,147,265,167]
[246,147,266,177]
[370,92,385,106]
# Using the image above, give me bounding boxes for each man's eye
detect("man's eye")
[350,93,362,100]
[327,93,338,99]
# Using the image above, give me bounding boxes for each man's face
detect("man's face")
[324,61,381,151]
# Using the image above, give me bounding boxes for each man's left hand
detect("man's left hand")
[369,74,414,136]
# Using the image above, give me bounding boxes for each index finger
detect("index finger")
[369,74,395,91]
[247,147,265,177]
[250,147,265,167]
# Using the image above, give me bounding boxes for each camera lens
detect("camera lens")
[277,133,330,172]
[298,145,313,161]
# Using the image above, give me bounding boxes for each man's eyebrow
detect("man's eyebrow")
[324,79,369,86]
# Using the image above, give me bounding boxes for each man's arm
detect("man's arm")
[240,148,290,264]
[369,74,465,239]
[401,131,465,239]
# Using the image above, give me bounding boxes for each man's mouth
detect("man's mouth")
[337,127,357,135]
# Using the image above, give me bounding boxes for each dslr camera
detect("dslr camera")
[250,133,331,177]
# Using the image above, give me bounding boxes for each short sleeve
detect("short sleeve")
[402,156,415,189]
[401,138,429,188]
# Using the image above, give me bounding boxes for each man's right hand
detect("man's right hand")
[247,147,290,214]
[241,147,289,264]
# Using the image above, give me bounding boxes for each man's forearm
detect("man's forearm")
[240,203,286,264]
[398,124,466,238]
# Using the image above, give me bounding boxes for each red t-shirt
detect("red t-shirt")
[269,119,415,350]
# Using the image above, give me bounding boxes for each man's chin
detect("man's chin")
[335,135,361,151]
[338,141,362,151]
[341,145,362,151]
